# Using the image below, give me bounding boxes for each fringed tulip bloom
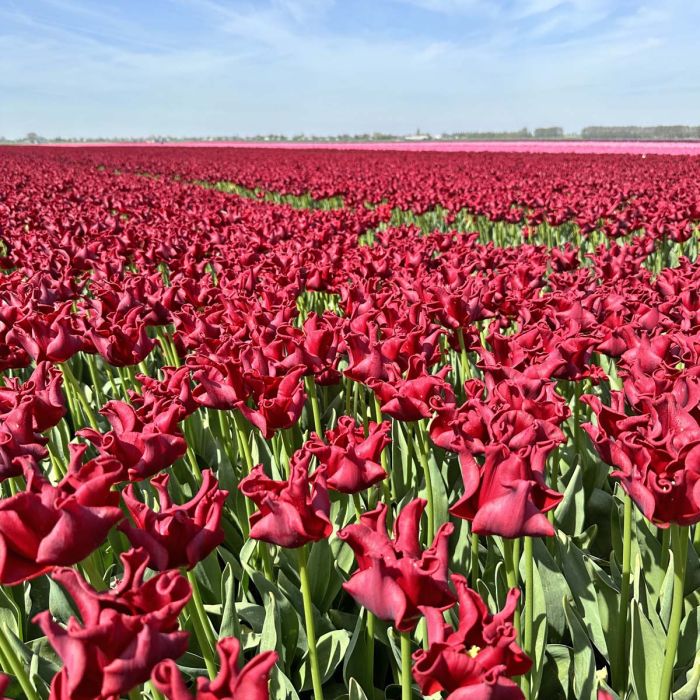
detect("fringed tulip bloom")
[368,355,451,422]
[239,451,332,547]
[6,303,84,363]
[0,361,66,480]
[119,469,228,570]
[78,399,186,481]
[239,366,307,439]
[87,306,157,366]
[306,416,390,493]
[35,548,190,700]
[152,636,278,700]
[412,575,531,700]
[338,499,455,632]
[0,447,123,585]
[583,388,700,526]
[450,444,562,538]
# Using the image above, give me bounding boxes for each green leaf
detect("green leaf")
[539,647,572,700]
[219,562,240,640]
[563,596,596,700]
[342,609,373,696]
[307,539,334,610]
[260,592,281,656]
[530,543,549,699]
[270,666,300,700]
[630,600,665,700]
[533,538,569,638]
[317,630,351,684]
[673,651,700,700]
[348,677,369,700]
[554,462,585,536]
[557,533,608,657]
[48,577,78,625]
[678,607,700,670]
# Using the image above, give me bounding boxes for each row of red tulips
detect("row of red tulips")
[0,146,699,700]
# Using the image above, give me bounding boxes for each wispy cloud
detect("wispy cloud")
[0,0,698,138]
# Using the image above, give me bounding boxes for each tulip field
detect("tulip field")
[2,145,700,700]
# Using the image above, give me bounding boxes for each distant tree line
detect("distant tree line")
[581,125,700,140]
[7,126,700,144]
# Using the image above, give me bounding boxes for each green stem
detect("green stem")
[185,569,217,680]
[470,531,480,588]
[61,363,100,430]
[457,327,470,386]
[503,537,522,640]
[306,376,324,436]
[0,622,39,700]
[373,396,394,503]
[400,630,413,700]
[658,525,689,700]
[613,493,633,695]
[84,352,104,407]
[298,546,324,700]
[352,492,363,521]
[366,611,375,696]
[523,536,534,700]
[412,421,435,544]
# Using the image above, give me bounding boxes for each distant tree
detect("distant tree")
[534,127,564,139]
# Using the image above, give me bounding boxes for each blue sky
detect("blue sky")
[0,0,698,138]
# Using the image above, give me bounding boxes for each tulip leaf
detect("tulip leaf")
[48,577,79,626]
[630,599,665,700]
[0,587,20,638]
[219,562,240,640]
[659,554,675,631]
[348,677,370,700]
[563,595,596,700]
[270,666,301,700]
[424,437,449,530]
[533,538,569,638]
[678,607,700,670]
[307,539,335,610]
[530,542,549,698]
[554,462,585,536]
[317,630,351,684]
[557,533,609,656]
[673,651,700,700]
[260,591,281,658]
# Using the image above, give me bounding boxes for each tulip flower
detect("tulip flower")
[306,416,390,493]
[152,636,278,700]
[412,575,530,700]
[119,469,228,570]
[239,451,331,548]
[35,548,190,700]
[338,499,455,632]
[0,448,123,585]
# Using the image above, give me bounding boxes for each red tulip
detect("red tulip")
[412,575,530,699]
[239,451,332,547]
[306,416,390,493]
[0,447,123,585]
[35,548,190,700]
[119,469,228,570]
[338,499,455,632]
[152,636,277,700]
[78,399,186,481]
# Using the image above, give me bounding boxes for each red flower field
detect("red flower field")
[0,144,699,699]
